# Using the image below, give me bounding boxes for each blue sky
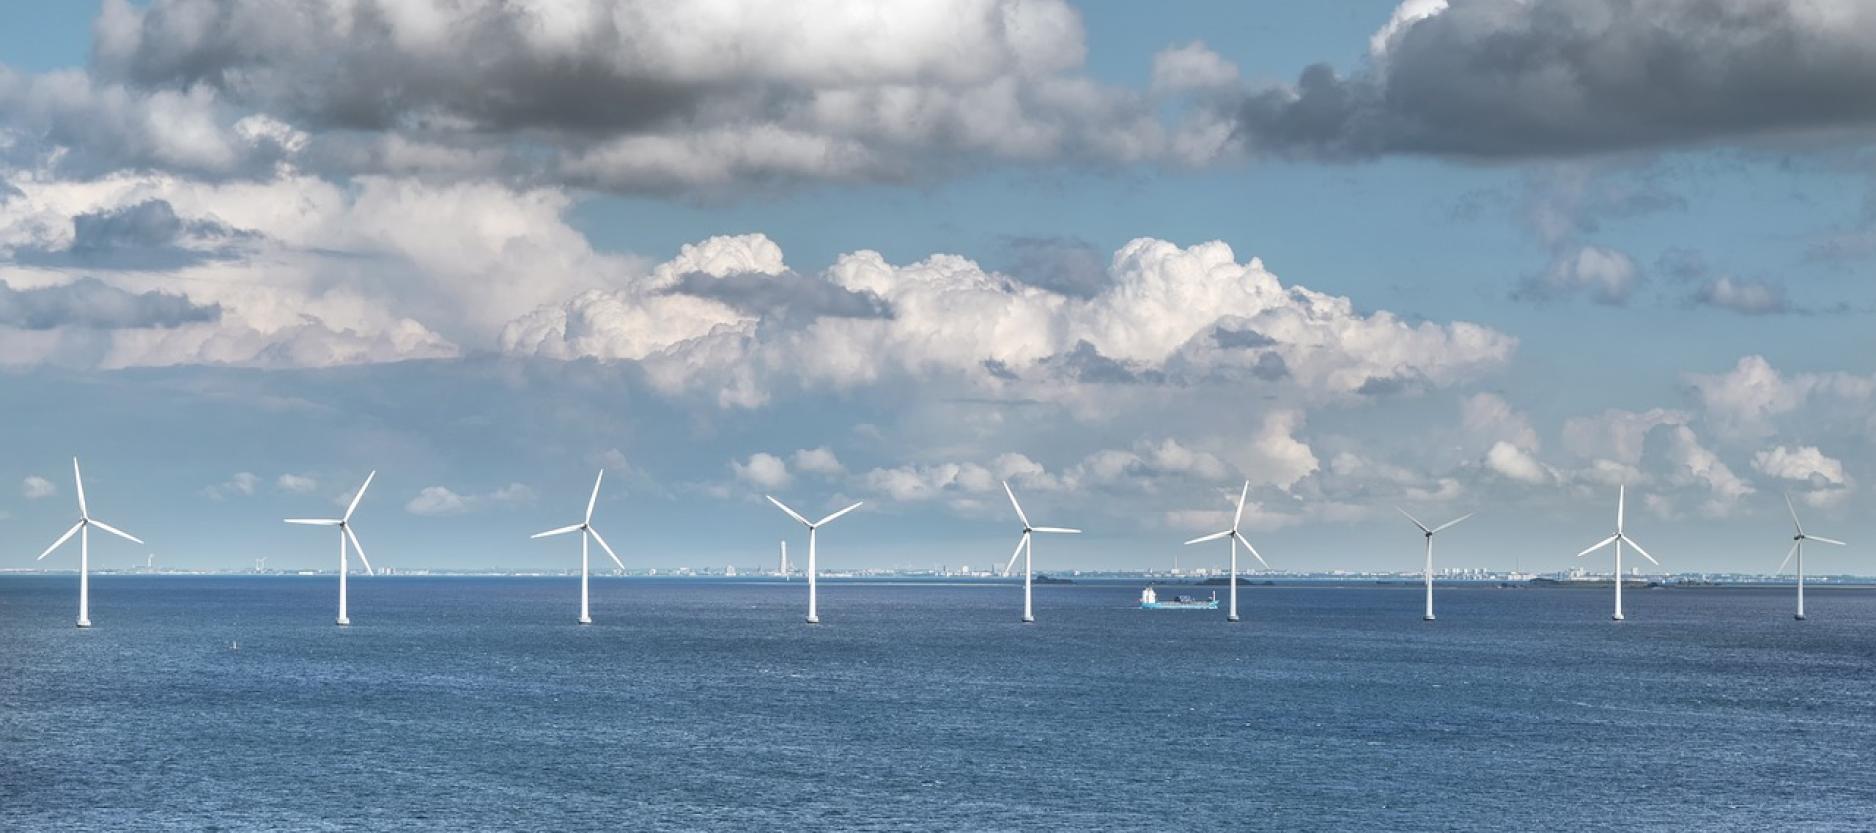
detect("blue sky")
[1,1,1872,574]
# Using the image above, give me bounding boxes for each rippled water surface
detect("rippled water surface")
[3,575,1874,831]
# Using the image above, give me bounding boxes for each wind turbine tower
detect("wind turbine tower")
[1183,481,1268,622]
[767,496,863,624]
[1778,493,1847,621]
[284,472,378,626]
[1396,507,1473,621]
[36,458,144,628]
[1575,485,1660,621]
[997,482,1080,623]
[530,470,626,624]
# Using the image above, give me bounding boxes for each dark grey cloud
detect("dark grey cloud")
[665,271,891,326]
[1211,326,1276,350]
[73,199,195,251]
[1250,352,1289,382]
[1038,340,1165,385]
[1229,0,1876,160]
[1687,276,1790,315]
[94,1,713,134]
[0,276,221,329]
[981,359,1020,381]
[998,235,1112,299]
[0,66,294,180]
[1354,374,1419,397]
[12,199,250,270]
[54,0,1153,192]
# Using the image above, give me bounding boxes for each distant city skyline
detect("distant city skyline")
[2,1,1873,575]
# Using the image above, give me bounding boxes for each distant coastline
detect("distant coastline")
[4,570,1875,589]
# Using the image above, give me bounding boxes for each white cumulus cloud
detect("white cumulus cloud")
[405,483,538,515]
[792,447,845,476]
[732,452,792,490]
[406,486,470,516]
[505,235,1516,411]
[1485,441,1553,485]
[1687,355,1876,440]
[22,475,56,499]
[276,473,317,494]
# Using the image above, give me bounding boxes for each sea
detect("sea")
[3,575,1874,832]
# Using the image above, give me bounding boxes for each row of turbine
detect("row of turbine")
[31,459,1848,628]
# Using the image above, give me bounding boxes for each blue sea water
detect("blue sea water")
[3,575,1875,832]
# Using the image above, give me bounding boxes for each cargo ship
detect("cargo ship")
[1139,587,1218,610]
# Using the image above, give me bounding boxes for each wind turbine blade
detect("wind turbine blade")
[1233,531,1270,568]
[1776,541,1799,574]
[72,458,88,518]
[1623,535,1660,566]
[586,469,604,524]
[814,501,864,527]
[344,471,376,522]
[767,496,811,527]
[345,525,373,576]
[1785,492,1804,536]
[1616,485,1626,533]
[87,518,143,545]
[1001,533,1026,577]
[1808,535,1848,547]
[531,523,583,539]
[1430,513,1474,534]
[285,518,342,526]
[1003,481,1030,529]
[1395,506,1430,534]
[1576,534,1619,558]
[1032,527,1080,534]
[1233,481,1250,531]
[37,522,83,560]
[1185,530,1231,545]
[587,527,626,570]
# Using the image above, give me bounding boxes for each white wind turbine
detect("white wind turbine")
[531,470,625,625]
[36,458,144,628]
[767,496,863,624]
[1184,481,1267,622]
[285,471,377,626]
[778,540,793,580]
[1575,485,1659,621]
[1396,507,1473,621]
[997,482,1080,623]
[1777,493,1846,621]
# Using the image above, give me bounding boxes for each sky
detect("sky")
[0,0,1872,575]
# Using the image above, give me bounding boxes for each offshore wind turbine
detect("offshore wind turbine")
[1184,481,1266,622]
[530,470,625,625]
[36,458,144,628]
[1396,507,1473,621]
[998,482,1080,623]
[1575,485,1659,621]
[285,471,377,626]
[1777,493,1846,621]
[767,496,863,624]
[778,540,793,580]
